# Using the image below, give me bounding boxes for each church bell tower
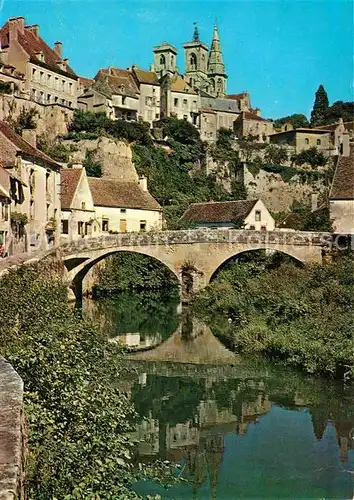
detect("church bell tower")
[183,23,210,92]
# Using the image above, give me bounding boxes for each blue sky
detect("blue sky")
[1,0,353,118]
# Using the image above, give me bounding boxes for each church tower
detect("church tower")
[183,23,210,92]
[207,23,227,97]
[152,42,178,78]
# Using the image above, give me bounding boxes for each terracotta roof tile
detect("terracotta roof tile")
[236,111,270,122]
[170,76,197,95]
[180,200,258,223]
[0,121,60,169]
[227,93,248,100]
[0,22,77,78]
[88,178,161,210]
[78,76,94,88]
[330,148,354,200]
[133,67,159,85]
[60,168,83,210]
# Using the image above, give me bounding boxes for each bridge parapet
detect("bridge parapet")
[59,229,334,255]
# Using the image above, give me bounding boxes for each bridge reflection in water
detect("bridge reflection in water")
[113,315,354,499]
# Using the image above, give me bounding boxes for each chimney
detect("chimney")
[54,41,62,58]
[26,24,39,38]
[139,176,148,192]
[8,16,25,41]
[22,129,37,148]
[311,193,319,212]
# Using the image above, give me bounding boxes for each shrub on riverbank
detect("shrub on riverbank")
[193,254,354,379]
[94,252,180,296]
[0,264,175,499]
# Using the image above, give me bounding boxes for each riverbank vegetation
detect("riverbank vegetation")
[0,263,175,499]
[192,253,354,380]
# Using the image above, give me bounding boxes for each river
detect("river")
[82,293,354,499]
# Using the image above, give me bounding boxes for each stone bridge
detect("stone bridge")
[59,229,334,299]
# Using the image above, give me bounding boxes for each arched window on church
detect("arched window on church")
[211,78,216,92]
[171,54,174,67]
[190,53,197,70]
[217,78,223,94]
[160,54,166,67]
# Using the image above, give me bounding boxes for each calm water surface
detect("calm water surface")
[83,294,354,499]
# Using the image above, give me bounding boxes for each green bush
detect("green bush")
[0,264,176,498]
[83,149,103,177]
[193,254,354,379]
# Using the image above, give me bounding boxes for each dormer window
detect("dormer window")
[120,84,125,93]
[36,51,44,62]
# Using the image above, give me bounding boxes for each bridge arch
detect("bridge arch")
[204,246,308,285]
[64,248,181,299]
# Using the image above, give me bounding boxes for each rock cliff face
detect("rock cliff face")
[64,137,139,182]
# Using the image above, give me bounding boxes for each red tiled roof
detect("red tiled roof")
[60,168,83,210]
[236,111,270,122]
[132,67,159,85]
[180,200,258,223]
[88,178,161,211]
[330,148,354,200]
[0,121,60,169]
[78,76,94,88]
[169,75,197,95]
[227,93,248,100]
[0,22,77,78]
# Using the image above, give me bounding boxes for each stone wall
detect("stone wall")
[244,165,327,212]
[0,94,73,140]
[0,358,25,500]
[64,137,139,183]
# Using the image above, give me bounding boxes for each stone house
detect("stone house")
[0,164,11,253]
[132,66,161,124]
[199,107,217,141]
[313,119,350,156]
[201,95,240,132]
[269,128,331,154]
[79,67,140,121]
[0,121,61,252]
[88,176,162,233]
[180,199,275,231]
[60,166,101,241]
[234,111,274,142]
[0,17,78,108]
[160,74,200,125]
[329,147,354,234]
[226,92,252,112]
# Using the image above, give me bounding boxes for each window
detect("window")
[47,94,51,103]
[261,225,266,231]
[47,74,51,86]
[32,68,37,81]
[317,139,321,146]
[174,98,179,107]
[40,71,44,83]
[147,110,153,121]
[140,221,147,231]
[1,203,9,221]
[249,225,256,230]
[145,96,152,106]
[62,80,65,91]
[46,171,50,192]
[183,115,188,120]
[78,221,84,235]
[69,82,73,95]
[102,218,109,232]
[305,138,309,145]
[255,210,261,221]
[120,208,126,213]
[190,53,197,70]
[61,219,69,234]
[183,99,188,109]
[159,54,166,66]
[81,201,86,210]
[122,96,126,105]
[30,199,35,220]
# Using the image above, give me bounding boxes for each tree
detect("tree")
[274,114,309,129]
[310,85,329,127]
[322,101,354,125]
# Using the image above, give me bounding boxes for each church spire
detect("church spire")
[207,23,227,96]
[193,22,200,41]
[208,23,226,76]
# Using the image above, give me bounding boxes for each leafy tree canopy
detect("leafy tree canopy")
[273,114,309,129]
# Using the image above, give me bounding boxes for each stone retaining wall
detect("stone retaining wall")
[0,358,25,500]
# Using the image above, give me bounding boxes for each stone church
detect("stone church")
[151,23,228,97]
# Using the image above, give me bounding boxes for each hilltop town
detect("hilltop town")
[0,15,353,258]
